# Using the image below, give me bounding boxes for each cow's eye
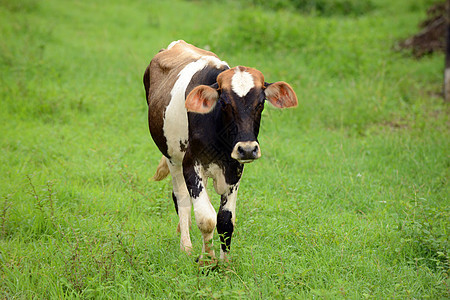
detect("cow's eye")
[220,101,228,109]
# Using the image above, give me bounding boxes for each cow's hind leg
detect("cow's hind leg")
[167,160,192,253]
[217,181,240,262]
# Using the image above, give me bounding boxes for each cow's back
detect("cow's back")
[144,40,229,164]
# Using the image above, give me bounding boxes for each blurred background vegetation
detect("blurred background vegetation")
[0,0,448,298]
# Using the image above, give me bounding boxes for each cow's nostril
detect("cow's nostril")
[252,146,258,155]
[237,146,245,155]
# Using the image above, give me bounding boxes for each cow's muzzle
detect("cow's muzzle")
[231,141,261,163]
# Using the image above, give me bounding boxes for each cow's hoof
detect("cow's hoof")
[220,250,232,263]
[196,256,219,274]
[181,244,193,255]
[196,255,217,266]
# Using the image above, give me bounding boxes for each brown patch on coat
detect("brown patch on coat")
[156,40,220,72]
[198,217,216,234]
[144,40,224,158]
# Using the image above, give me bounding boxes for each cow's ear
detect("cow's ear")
[264,82,298,108]
[185,85,219,114]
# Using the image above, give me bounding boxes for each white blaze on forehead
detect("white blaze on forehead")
[231,68,255,97]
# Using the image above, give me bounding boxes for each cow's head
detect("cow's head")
[185,66,297,163]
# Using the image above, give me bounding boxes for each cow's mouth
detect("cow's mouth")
[236,158,257,164]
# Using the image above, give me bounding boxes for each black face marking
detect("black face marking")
[217,209,233,252]
[217,88,265,147]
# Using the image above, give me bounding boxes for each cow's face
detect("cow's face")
[185,66,298,164]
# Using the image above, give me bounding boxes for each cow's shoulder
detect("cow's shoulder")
[149,40,228,99]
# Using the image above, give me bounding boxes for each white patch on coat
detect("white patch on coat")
[205,164,227,195]
[192,163,217,259]
[231,68,254,97]
[163,56,228,164]
[222,182,239,223]
[167,40,182,49]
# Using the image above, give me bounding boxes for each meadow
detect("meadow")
[0,0,449,298]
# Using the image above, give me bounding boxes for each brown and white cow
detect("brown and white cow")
[143,40,297,261]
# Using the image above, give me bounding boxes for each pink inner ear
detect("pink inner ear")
[185,86,218,113]
[266,82,298,108]
[202,98,210,108]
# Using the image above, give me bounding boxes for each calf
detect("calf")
[143,40,297,261]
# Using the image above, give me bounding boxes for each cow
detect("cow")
[143,40,297,262]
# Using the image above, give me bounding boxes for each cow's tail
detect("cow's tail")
[143,65,150,105]
[152,156,170,181]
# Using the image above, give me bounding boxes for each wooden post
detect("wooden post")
[445,0,450,102]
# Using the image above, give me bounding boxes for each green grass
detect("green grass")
[1,0,449,298]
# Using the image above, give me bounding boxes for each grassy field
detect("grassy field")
[1,0,449,298]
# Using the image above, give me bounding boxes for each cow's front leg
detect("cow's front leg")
[167,160,192,253]
[217,181,240,262]
[183,162,216,261]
